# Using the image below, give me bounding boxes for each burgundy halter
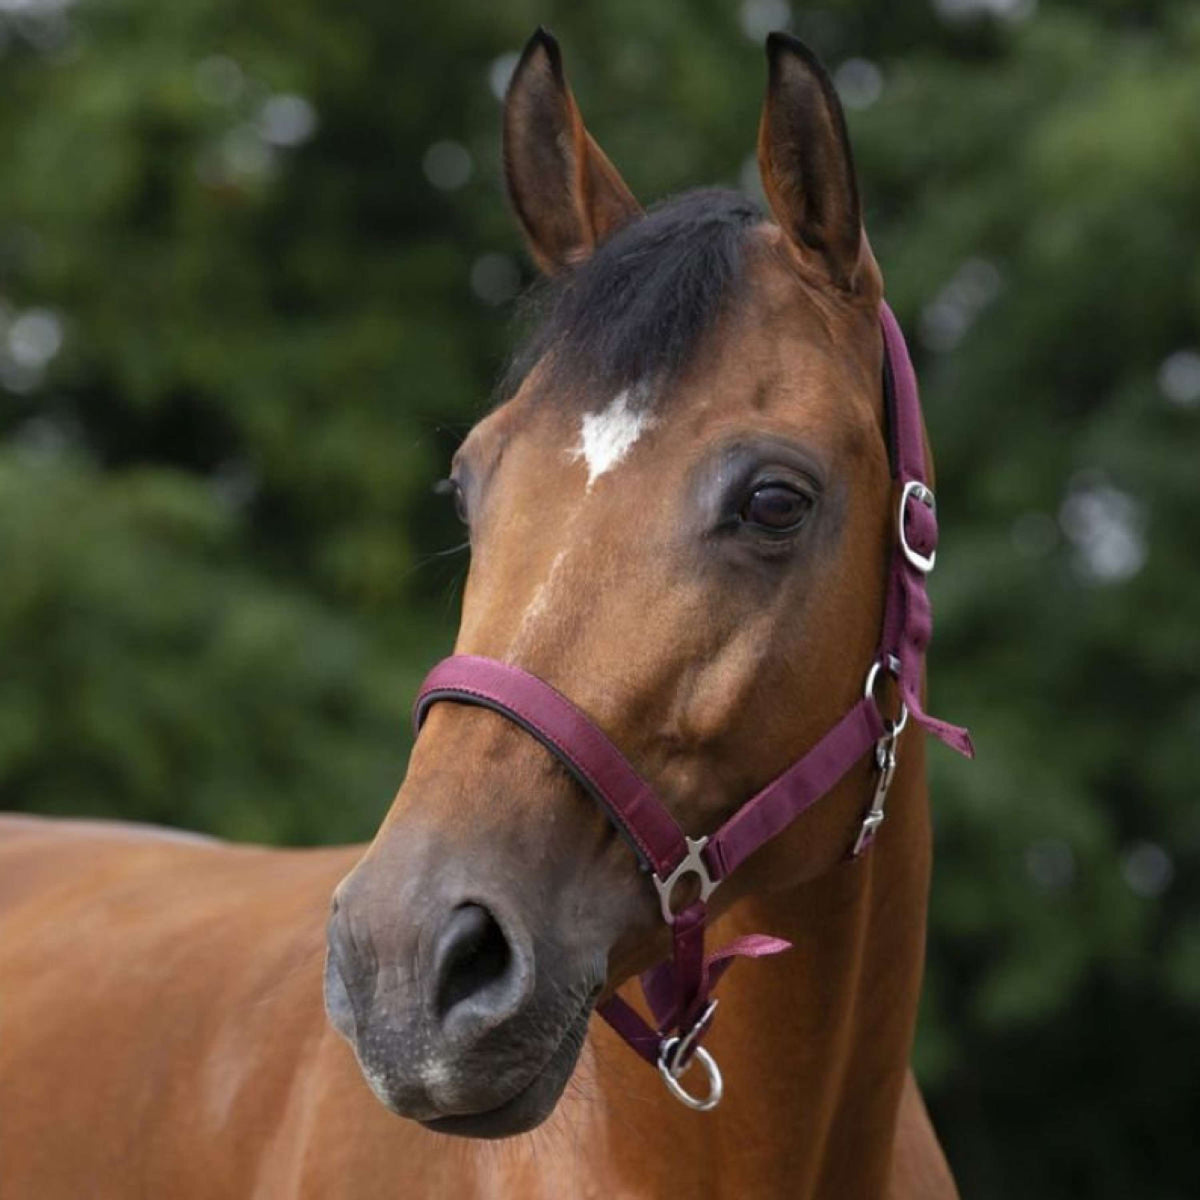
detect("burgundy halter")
[413,302,973,1111]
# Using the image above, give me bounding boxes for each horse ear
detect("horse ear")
[757,32,879,299]
[503,28,642,274]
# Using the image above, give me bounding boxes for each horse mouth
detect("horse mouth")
[419,1001,592,1139]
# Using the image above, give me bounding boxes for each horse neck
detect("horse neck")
[711,734,932,1197]
[592,735,933,1198]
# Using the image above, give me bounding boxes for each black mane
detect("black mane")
[502,188,761,408]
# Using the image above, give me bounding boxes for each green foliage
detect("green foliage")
[2,1,1197,1194]
[0,449,429,842]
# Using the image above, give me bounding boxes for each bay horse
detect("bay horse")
[0,30,972,1199]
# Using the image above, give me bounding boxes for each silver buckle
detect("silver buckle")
[898,480,937,573]
[653,836,718,924]
[657,1001,723,1112]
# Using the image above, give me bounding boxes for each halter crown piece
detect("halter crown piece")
[413,302,974,1111]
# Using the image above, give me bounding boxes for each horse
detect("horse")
[0,29,972,1199]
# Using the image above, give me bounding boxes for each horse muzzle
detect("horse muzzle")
[323,852,601,1137]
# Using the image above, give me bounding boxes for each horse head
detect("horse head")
[325,28,905,1138]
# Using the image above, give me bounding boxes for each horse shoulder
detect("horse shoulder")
[0,817,366,1198]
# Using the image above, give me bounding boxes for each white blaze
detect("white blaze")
[573,387,654,488]
[509,548,568,658]
[507,387,653,657]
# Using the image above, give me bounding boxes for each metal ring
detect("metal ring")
[862,656,899,701]
[657,1040,723,1112]
[864,657,908,738]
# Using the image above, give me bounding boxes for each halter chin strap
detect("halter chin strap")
[412,301,973,1111]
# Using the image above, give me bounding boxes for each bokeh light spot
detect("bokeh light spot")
[422,140,472,191]
[1122,842,1173,898]
[194,55,244,105]
[488,51,520,101]
[834,58,883,110]
[1025,839,1075,892]
[1158,349,1200,408]
[740,0,791,42]
[259,94,318,148]
[1058,474,1147,585]
[8,308,62,370]
[470,253,521,306]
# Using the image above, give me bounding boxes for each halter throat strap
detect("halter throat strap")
[412,301,973,1109]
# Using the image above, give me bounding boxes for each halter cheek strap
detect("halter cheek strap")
[412,301,973,1111]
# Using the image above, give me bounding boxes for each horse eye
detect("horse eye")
[435,478,469,525]
[740,483,812,533]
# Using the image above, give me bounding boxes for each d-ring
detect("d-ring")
[657,1039,723,1112]
[864,655,908,736]
[863,654,901,701]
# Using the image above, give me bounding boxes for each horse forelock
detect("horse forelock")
[500,188,761,414]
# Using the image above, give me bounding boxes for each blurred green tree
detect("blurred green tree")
[1,1,1197,1195]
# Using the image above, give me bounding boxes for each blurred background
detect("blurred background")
[2,0,1198,1193]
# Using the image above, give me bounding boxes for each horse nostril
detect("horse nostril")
[433,903,517,1022]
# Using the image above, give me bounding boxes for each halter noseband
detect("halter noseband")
[412,302,973,1111]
